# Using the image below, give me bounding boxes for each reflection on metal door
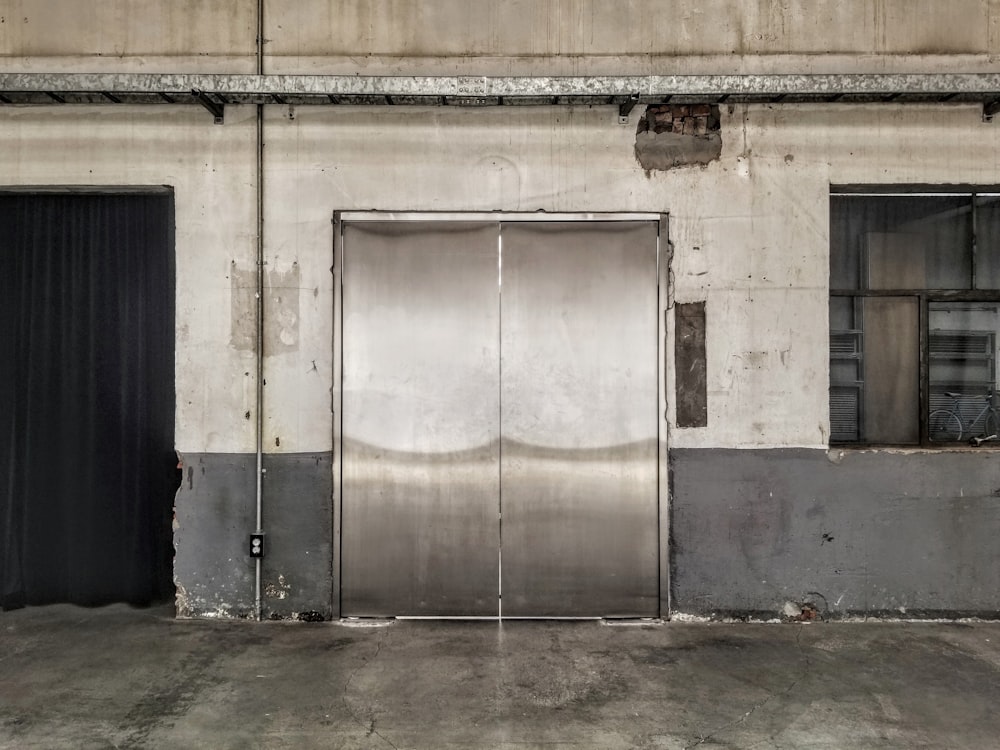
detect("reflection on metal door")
[500,222,659,617]
[340,222,501,616]
[338,215,662,618]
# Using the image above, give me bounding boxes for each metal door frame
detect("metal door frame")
[332,211,671,620]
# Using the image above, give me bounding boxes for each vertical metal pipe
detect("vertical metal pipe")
[254,0,265,622]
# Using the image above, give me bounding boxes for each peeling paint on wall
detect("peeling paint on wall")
[174,582,192,617]
[264,574,291,600]
[634,104,722,171]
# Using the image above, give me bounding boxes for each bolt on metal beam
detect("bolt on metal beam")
[191,88,224,124]
[618,92,640,123]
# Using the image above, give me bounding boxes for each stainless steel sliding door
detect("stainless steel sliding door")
[339,216,660,618]
[499,222,660,617]
[341,221,501,616]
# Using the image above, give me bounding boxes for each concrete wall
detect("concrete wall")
[264,0,1000,75]
[0,0,257,73]
[4,1,1000,75]
[262,102,1000,618]
[4,99,1000,617]
[671,449,1000,618]
[4,1,1000,618]
[0,105,259,454]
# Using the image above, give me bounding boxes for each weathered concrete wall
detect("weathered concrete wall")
[272,0,991,56]
[0,0,257,73]
[258,101,1000,616]
[3,1,999,75]
[671,448,1000,618]
[264,101,1000,453]
[0,104,277,617]
[636,104,722,171]
[173,452,332,619]
[5,94,1000,616]
[258,452,333,620]
[0,105,259,455]
[174,453,255,618]
[264,0,1000,74]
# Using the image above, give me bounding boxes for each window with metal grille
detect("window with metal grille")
[830,188,1000,446]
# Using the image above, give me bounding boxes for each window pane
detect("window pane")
[975,195,1000,290]
[829,295,918,444]
[829,297,862,442]
[928,302,1000,442]
[863,297,919,444]
[830,195,972,290]
[830,199,862,289]
[829,296,855,329]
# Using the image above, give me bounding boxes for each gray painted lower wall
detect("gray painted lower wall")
[176,447,1000,620]
[174,452,332,619]
[671,448,1000,618]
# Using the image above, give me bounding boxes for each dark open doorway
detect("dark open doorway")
[0,190,177,609]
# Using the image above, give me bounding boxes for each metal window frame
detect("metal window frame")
[830,189,1000,448]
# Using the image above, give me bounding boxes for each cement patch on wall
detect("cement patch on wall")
[265,264,301,355]
[174,452,332,619]
[634,104,722,171]
[670,448,1000,619]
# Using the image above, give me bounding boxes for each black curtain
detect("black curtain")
[0,192,176,609]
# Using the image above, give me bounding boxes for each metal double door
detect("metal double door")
[339,217,661,617]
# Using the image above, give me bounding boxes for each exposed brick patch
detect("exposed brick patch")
[642,103,720,137]
[635,104,722,170]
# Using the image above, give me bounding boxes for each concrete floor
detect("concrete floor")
[2,605,1000,749]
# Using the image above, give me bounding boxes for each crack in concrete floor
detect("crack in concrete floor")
[685,628,811,749]
[342,624,398,749]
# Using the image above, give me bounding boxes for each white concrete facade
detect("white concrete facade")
[265,100,1000,452]
[4,1,998,454]
[4,0,1000,74]
[5,1,1000,618]
[0,105,259,454]
[3,100,996,452]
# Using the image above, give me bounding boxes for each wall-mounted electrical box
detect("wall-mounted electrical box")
[249,533,264,559]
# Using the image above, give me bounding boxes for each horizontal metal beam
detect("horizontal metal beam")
[337,211,662,222]
[2,72,1000,106]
